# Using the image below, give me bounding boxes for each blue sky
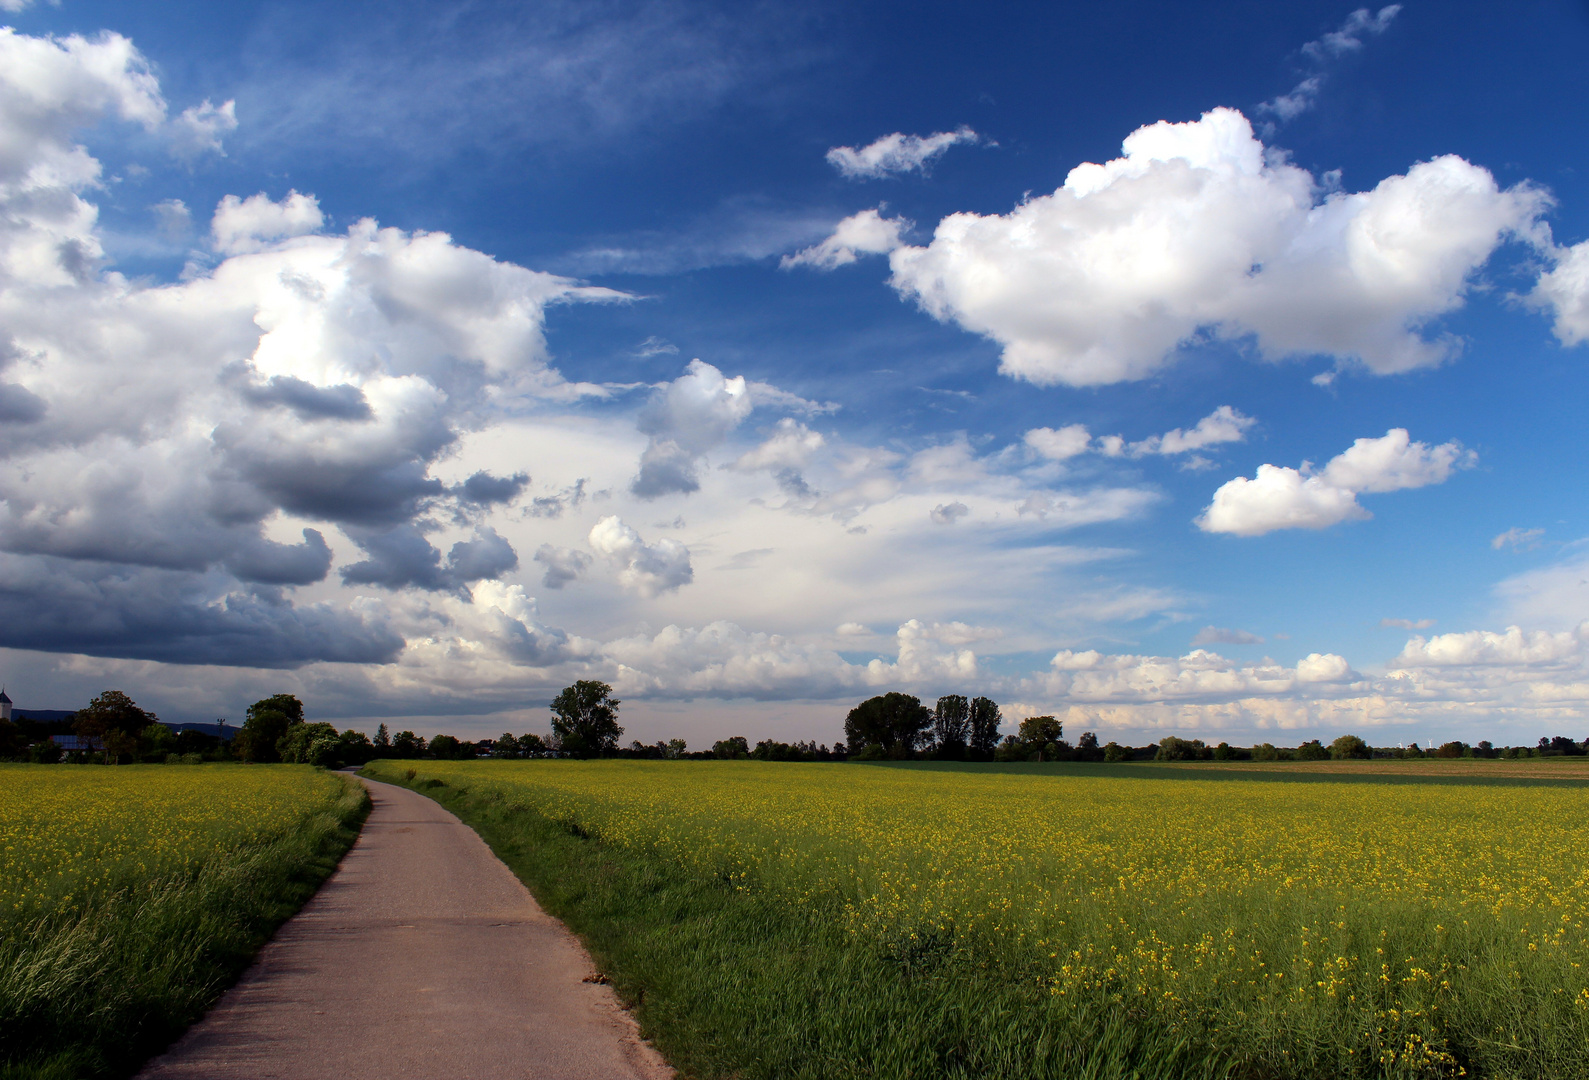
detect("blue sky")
[1,0,1588,745]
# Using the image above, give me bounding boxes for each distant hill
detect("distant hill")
[8,712,237,742]
[13,709,77,723]
[163,721,236,742]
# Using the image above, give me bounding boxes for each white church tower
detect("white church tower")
[0,689,11,722]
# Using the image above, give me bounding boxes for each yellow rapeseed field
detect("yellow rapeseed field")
[386,760,1589,1075]
[0,763,352,920]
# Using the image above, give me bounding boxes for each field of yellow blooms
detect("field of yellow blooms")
[374,759,1589,1078]
[0,763,353,920]
[0,764,365,1078]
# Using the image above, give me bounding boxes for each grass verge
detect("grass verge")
[368,766,1233,1080]
[0,772,368,1080]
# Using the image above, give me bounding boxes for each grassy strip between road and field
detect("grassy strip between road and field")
[0,765,369,1080]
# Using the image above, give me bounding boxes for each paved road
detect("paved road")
[139,776,672,1080]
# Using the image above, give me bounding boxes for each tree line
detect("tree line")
[6,682,1586,767]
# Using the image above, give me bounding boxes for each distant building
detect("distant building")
[50,735,101,752]
[0,689,10,723]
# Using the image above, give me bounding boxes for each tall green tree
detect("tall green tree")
[968,696,1001,758]
[550,681,623,757]
[233,694,305,763]
[1329,734,1370,760]
[843,693,931,757]
[74,691,157,764]
[932,695,970,758]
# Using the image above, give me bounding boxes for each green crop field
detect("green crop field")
[365,758,1589,1079]
[0,764,367,1080]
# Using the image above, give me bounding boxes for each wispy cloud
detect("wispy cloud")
[1259,5,1401,122]
[558,199,839,275]
[1492,527,1545,551]
[826,126,980,180]
[226,2,826,164]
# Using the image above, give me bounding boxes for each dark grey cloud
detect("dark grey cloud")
[231,453,447,527]
[211,397,456,526]
[0,383,45,424]
[241,375,373,421]
[445,529,519,582]
[341,525,518,593]
[457,470,529,506]
[223,528,334,585]
[631,439,699,498]
[0,556,403,667]
[534,543,590,589]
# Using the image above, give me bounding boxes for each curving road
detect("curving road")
[139,776,672,1080]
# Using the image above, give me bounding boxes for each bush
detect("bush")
[1329,734,1370,760]
[1295,740,1329,761]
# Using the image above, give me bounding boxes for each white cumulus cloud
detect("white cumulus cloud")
[1198,429,1473,536]
[588,516,694,597]
[1026,406,1254,463]
[211,190,326,255]
[1530,238,1589,347]
[886,108,1547,386]
[631,359,753,499]
[825,126,978,180]
[1024,423,1092,461]
[782,208,908,270]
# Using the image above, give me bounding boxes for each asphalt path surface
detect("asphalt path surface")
[139,775,672,1080]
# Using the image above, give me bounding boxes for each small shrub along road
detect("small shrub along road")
[365,757,1589,1080]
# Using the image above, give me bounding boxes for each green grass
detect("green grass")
[0,768,368,1079]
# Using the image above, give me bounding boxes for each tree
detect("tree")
[1076,732,1101,761]
[1018,715,1064,761]
[373,723,391,752]
[235,709,293,763]
[712,736,749,759]
[279,722,340,765]
[1329,734,1370,760]
[493,733,521,758]
[518,733,548,757]
[1155,736,1206,762]
[336,729,373,766]
[550,681,623,757]
[429,734,465,759]
[75,690,157,763]
[665,738,687,759]
[251,694,305,725]
[234,694,306,764]
[844,693,931,757]
[1295,739,1329,761]
[932,695,970,758]
[968,697,1001,758]
[140,722,176,759]
[1103,741,1128,763]
[391,730,423,757]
